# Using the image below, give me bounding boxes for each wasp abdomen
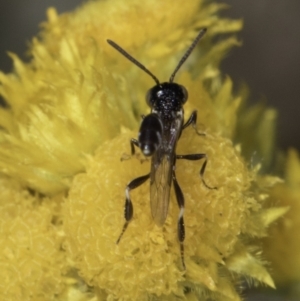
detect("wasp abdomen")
[138,113,163,156]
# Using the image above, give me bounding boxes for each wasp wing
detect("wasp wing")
[150,116,182,226]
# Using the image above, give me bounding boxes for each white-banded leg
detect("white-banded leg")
[176,153,217,190]
[172,166,186,270]
[130,138,139,155]
[120,138,139,161]
[116,173,150,244]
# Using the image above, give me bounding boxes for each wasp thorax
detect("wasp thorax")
[138,113,163,156]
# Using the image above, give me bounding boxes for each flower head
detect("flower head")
[263,149,300,287]
[0,177,65,300]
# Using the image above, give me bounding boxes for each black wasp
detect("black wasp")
[107,28,216,269]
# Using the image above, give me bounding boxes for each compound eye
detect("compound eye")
[146,87,155,107]
[180,85,188,103]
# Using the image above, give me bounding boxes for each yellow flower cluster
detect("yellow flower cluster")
[0,0,242,195]
[263,149,300,288]
[64,127,277,300]
[0,0,289,300]
[0,177,65,300]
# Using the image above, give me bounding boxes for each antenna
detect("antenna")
[107,39,160,85]
[169,28,207,83]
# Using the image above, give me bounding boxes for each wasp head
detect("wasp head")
[146,82,188,113]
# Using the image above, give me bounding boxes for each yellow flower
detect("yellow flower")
[0,177,65,301]
[0,0,241,195]
[263,149,300,289]
[0,0,287,300]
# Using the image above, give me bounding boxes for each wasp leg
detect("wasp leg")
[116,173,150,244]
[176,154,217,190]
[130,138,139,155]
[172,166,186,270]
[182,110,205,136]
[120,138,139,161]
